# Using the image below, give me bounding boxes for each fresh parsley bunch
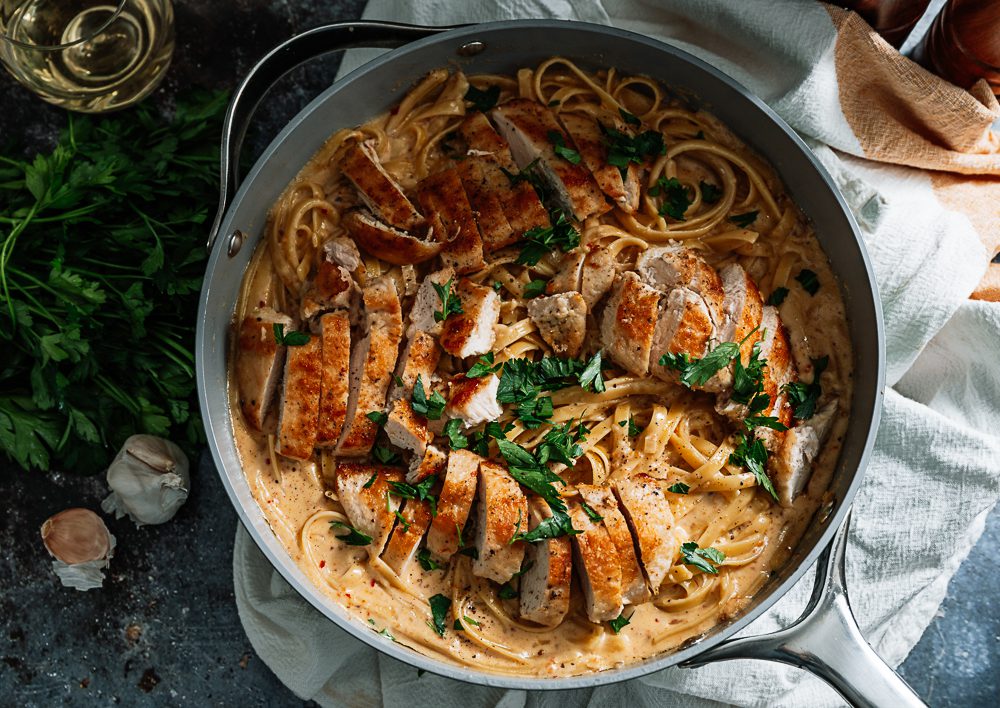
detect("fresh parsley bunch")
[0,91,228,473]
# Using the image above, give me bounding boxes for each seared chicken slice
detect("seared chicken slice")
[458,112,516,171]
[568,502,624,623]
[774,400,838,507]
[388,331,442,403]
[718,262,765,365]
[577,484,650,605]
[335,463,404,555]
[600,272,661,376]
[613,474,678,594]
[427,449,482,560]
[456,157,516,251]
[341,140,424,232]
[502,177,552,240]
[416,169,485,275]
[649,288,715,384]
[527,291,587,357]
[316,312,351,448]
[754,305,796,448]
[275,334,323,460]
[546,244,617,311]
[637,245,726,328]
[236,312,288,433]
[322,236,362,271]
[300,258,358,322]
[439,278,500,358]
[519,499,573,627]
[446,374,502,428]
[336,277,403,456]
[472,460,528,584]
[384,398,431,457]
[407,443,447,484]
[381,498,433,575]
[491,99,610,221]
[559,112,641,213]
[406,267,455,338]
[343,209,442,265]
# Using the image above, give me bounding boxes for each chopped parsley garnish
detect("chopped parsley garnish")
[660,343,739,388]
[608,611,633,634]
[366,411,388,427]
[466,421,512,457]
[578,351,607,393]
[514,512,579,543]
[581,501,604,522]
[680,542,726,574]
[411,375,446,420]
[548,99,560,107]
[699,180,722,205]
[388,475,438,516]
[466,352,501,379]
[443,418,468,450]
[523,279,548,299]
[600,123,666,179]
[626,416,642,437]
[432,277,463,322]
[547,130,582,164]
[453,615,481,630]
[516,210,580,266]
[619,108,641,126]
[648,177,692,221]
[427,594,451,637]
[377,628,396,641]
[272,323,310,346]
[417,548,441,571]
[465,84,500,112]
[782,356,828,420]
[729,211,759,228]
[730,338,766,406]
[729,432,778,501]
[362,472,377,489]
[330,521,372,546]
[500,158,550,202]
[498,583,518,600]
[372,445,399,464]
[668,482,690,494]
[492,280,503,292]
[516,394,554,428]
[497,354,605,427]
[795,268,820,295]
[392,374,404,387]
[766,287,789,306]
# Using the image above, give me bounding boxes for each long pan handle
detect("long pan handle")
[682,511,925,708]
[207,20,464,252]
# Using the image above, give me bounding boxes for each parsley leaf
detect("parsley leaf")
[601,124,666,179]
[782,355,828,420]
[427,594,451,636]
[516,210,580,266]
[608,611,633,634]
[417,548,441,571]
[366,411,388,427]
[330,521,373,546]
[680,541,726,574]
[273,323,310,346]
[372,445,399,464]
[660,342,740,388]
[465,84,500,112]
[547,130,582,164]
[388,475,438,519]
[453,615,481,630]
[523,279,547,299]
[731,340,766,406]
[649,177,692,221]
[443,418,469,450]
[795,269,820,295]
[668,482,690,494]
[619,108,641,126]
[699,180,722,205]
[432,277,463,323]
[729,211,759,228]
[766,287,789,306]
[578,351,606,393]
[729,433,778,502]
[466,352,500,378]
[362,472,378,489]
[411,375,446,420]
[581,501,604,522]
[514,510,580,543]
[496,438,568,513]
[626,416,642,437]
[498,583,518,600]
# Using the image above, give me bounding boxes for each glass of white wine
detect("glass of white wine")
[0,0,175,112]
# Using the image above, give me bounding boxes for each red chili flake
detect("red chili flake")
[258,300,265,308]
[319,560,326,568]
[264,458,271,465]
[370,579,376,587]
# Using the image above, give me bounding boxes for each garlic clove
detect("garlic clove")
[40,508,116,591]
[102,434,190,526]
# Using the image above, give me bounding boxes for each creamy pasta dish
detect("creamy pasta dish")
[229,58,853,677]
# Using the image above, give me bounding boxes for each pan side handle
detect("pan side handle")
[682,511,926,708]
[207,20,466,252]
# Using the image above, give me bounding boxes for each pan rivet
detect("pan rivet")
[227,229,245,258]
[457,41,485,57]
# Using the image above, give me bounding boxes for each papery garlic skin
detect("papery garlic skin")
[41,508,116,591]
[102,435,190,526]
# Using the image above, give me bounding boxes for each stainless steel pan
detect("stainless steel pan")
[196,19,921,706]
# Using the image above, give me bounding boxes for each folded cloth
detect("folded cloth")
[233,2,1000,705]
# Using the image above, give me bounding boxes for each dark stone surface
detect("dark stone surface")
[1,1,997,706]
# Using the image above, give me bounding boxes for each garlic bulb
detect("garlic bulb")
[41,508,116,591]
[102,435,190,526]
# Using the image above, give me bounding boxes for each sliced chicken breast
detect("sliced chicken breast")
[613,474,678,594]
[384,398,431,457]
[381,498,434,575]
[343,209,442,265]
[407,443,447,484]
[502,178,552,240]
[600,272,661,376]
[406,267,455,338]
[755,305,796,448]
[300,258,358,322]
[649,288,715,384]
[316,311,351,448]
[519,499,573,627]
[275,334,323,461]
[773,400,838,507]
[446,374,502,428]
[559,112,641,213]
[439,278,500,358]
[335,463,404,555]
[568,502,624,623]
[717,263,764,349]
[341,140,424,232]
[458,112,517,171]
[581,244,619,309]
[427,449,482,560]
[527,291,587,358]
[472,460,528,584]
[336,277,403,457]
[416,168,485,275]
[577,484,650,605]
[456,157,517,251]
[322,236,362,271]
[235,313,288,433]
[491,99,611,221]
[388,331,442,403]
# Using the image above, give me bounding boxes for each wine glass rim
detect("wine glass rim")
[0,0,129,51]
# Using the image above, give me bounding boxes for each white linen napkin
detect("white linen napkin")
[233,2,1000,705]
